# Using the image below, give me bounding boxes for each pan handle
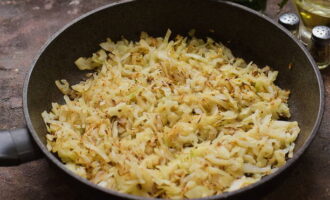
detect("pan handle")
[0,128,41,165]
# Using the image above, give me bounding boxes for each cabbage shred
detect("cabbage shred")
[42,30,300,199]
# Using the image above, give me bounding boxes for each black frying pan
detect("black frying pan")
[0,0,324,199]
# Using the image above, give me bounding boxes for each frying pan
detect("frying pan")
[0,0,324,199]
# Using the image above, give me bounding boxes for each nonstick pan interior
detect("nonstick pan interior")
[23,0,324,199]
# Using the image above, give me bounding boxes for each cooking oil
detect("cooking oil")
[293,0,330,44]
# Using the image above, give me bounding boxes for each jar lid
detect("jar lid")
[278,13,300,31]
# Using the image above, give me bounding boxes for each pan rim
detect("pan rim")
[22,0,325,199]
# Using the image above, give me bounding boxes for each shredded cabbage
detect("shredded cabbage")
[42,30,300,199]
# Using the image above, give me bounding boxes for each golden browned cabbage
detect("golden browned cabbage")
[42,30,299,199]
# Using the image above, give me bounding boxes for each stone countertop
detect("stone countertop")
[0,0,329,199]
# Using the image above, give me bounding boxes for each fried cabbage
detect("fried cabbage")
[42,30,299,199]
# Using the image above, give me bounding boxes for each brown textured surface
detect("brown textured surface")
[0,0,329,200]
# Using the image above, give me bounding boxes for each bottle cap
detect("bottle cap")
[312,26,330,44]
[278,13,300,31]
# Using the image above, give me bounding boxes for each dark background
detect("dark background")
[0,0,329,199]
